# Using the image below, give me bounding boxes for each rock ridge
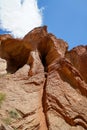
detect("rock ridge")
[0,26,87,130]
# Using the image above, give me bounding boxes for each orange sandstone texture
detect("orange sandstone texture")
[0,26,87,130]
[66,45,87,83]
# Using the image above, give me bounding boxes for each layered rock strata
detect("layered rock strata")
[0,26,87,130]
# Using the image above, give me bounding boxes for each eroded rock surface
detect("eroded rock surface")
[0,26,87,130]
[46,58,87,130]
[0,51,47,130]
[66,45,87,83]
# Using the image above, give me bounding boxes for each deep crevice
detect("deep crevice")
[42,73,49,129]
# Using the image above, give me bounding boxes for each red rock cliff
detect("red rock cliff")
[0,26,87,130]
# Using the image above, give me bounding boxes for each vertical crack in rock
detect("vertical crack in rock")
[42,73,49,129]
[0,26,87,130]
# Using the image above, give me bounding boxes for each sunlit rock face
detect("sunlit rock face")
[0,26,87,130]
[66,45,87,83]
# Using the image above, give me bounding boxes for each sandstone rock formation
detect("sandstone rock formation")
[66,45,87,83]
[0,26,87,130]
[0,34,12,41]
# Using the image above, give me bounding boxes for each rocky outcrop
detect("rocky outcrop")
[0,26,87,130]
[46,58,87,130]
[66,45,87,83]
[0,34,12,41]
[0,52,47,130]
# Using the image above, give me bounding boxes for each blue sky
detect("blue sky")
[38,0,87,49]
[0,0,87,49]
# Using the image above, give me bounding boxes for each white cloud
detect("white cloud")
[0,0,43,37]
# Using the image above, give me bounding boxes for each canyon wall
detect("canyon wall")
[0,26,87,130]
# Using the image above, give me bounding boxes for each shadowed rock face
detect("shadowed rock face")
[0,26,68,75]
[0,38,33,73]
[0,26,87,130]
